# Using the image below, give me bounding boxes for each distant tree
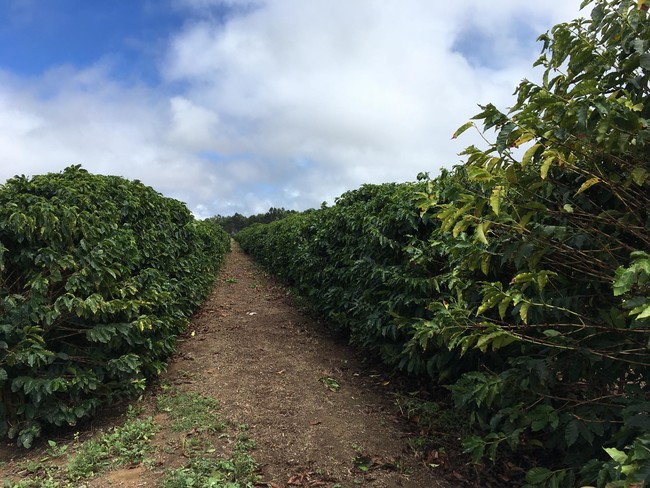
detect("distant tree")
[208,207,297,234]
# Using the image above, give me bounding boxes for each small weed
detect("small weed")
[224,277,238,284]
[352,454,373,472]
[235,425,256,452]
[5,389,260,488]
[67,413,158,480]
[16,459,48,476]
[319,376,340,392]
[161,415,259,487]
[180,434,210,457]
[350,444,373,473]
[162,455,257,488]
[6,407,156,486]
[161,430,259,488]
[3,476,63,488]
[45,441,69,459]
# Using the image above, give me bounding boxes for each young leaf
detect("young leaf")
[475,222,489,245]
[575,177,601,195]
[452,121,474,139]
[604,447,627,465]
[519,302,531,324]
[490,186,503,216]
[631,166,647,185]
[480,253,491,275]
[521,143,541,167]
[540,156,554,179]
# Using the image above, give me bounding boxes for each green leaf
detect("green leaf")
[543,329,562,337]
[604,447,627,465]
[476,330,507,352]
[565,420,579,447]
[521,143,541,167]
[540,156,554,179]
[575,177,601,195]
[490,186,503,216]
[480,254,490,275]
[475,222,488,245]
[613,267,635,296]
[452,121,474,139]
[631,166,647,185]
[467,166,494,182]
[519,302,531,324]
[497,296,511,320]
[496,122,516,152]
[640,53,650,70]
[512,131,535,148]
[634,304,650,319]
[526,467,552,484]
[531,417,548,432]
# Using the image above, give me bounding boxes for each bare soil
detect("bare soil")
[0,243,451,487]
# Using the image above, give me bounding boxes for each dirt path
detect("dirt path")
[2,243,450,487]
[168,243,448,487]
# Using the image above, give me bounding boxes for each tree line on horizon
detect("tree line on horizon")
[208,207,297,235]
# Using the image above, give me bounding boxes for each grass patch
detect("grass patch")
[3,405,158,487]
[161,454,257,488]
[161,420,259,488]
[66,410,158,479]
[3,389,260,488]
[158,390,225,433]
[158,390,259,487]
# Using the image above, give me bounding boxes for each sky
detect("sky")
[0,0,587,218]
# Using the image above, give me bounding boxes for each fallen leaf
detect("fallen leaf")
[451,471,467,481]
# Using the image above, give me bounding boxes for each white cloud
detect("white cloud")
[163,0,584,206]
[169,96,221,148]
[0,65,220,213]
[0,1,585,217]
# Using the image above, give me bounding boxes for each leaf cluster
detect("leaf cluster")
[236,1,650,485]
[0,165,230,448]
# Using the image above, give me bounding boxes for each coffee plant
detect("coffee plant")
[238,1,649,485]
[0,166,230,448]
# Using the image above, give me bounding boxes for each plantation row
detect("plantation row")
[237,1,650,486]
[0,166,230,448]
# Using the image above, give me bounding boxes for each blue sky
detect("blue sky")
[0,1,185,81]
[0,0,584,217]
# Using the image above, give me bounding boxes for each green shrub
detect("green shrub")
[237,1,650,484]
[0,165,229,448]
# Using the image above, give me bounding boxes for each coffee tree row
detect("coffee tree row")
[0,166,230,448]
[237,1,650,486]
